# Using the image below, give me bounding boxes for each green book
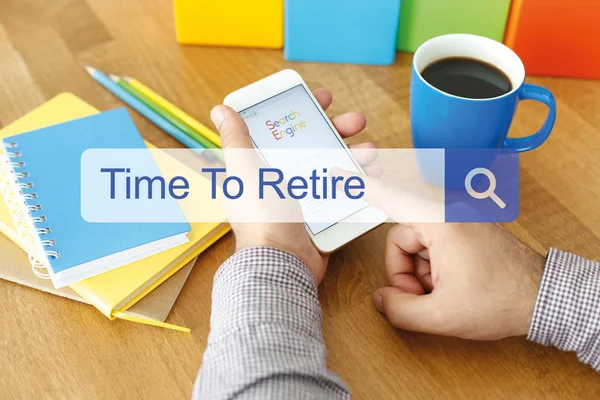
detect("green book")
[397,0,512,52]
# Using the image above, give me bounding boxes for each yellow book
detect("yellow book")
[173,0,284,48]
[0,93,231,330]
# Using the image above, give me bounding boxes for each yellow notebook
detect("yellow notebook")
[0,93,231,330]
[0,232,199,324]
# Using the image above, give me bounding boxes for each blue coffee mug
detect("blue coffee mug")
[411,34,556,152]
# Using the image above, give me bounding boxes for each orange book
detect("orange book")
[505,0,600,79]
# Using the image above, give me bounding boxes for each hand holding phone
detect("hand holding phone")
[222,70,386,254]
[212,82,382,282]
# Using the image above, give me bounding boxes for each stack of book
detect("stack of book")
[0,93,230,331]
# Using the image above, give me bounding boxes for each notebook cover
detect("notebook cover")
[0,94,196,322]
[2,107,191,285]
[108,223,230,316]
[70,129,230,318]
[0,93,230,321]
[0,93,98,250]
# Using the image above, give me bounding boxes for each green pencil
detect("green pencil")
[109,75,218,150]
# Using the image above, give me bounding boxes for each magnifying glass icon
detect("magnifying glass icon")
[464,168,506,209]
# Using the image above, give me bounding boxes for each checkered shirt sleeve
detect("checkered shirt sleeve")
[193,247,350,400]
[528,248,600,371]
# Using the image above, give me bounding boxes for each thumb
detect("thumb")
[210,105,253,149]
[373,287,443,335]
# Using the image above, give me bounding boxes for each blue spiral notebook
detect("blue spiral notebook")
[0,108,191,288]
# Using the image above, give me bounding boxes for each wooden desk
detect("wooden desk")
[1,0,599,398]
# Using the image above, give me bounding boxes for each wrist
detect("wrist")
[235,237,326,283]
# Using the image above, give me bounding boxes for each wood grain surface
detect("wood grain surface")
[1,0,599,399]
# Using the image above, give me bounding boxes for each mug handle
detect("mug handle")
[503,83,557,152]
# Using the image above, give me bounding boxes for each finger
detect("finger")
[413,254,433,292]
[330,167,441,224]
[211,105,253,149]
[363,164,383,178]
[331,112,367,138]
[373,287,443,334]
[313,88,333,111]
[386,225,426,295]
[211,105,263,185]
[349,142,378,166]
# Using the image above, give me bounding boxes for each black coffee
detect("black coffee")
[421,57,512,99]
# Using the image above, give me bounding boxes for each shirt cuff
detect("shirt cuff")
[209,246,321,340]
[528,248,600,370]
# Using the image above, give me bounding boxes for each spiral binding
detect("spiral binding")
[1,142,60,279]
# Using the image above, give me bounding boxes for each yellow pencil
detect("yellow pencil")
[123,77,222,147]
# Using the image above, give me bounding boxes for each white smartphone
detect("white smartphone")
[224,69,387,253]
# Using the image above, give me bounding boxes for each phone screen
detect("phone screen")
[240,84,369,234]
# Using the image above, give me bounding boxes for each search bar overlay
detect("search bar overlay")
[445,149,519,222]
[80,148,519,224]
[466,168,506,209]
